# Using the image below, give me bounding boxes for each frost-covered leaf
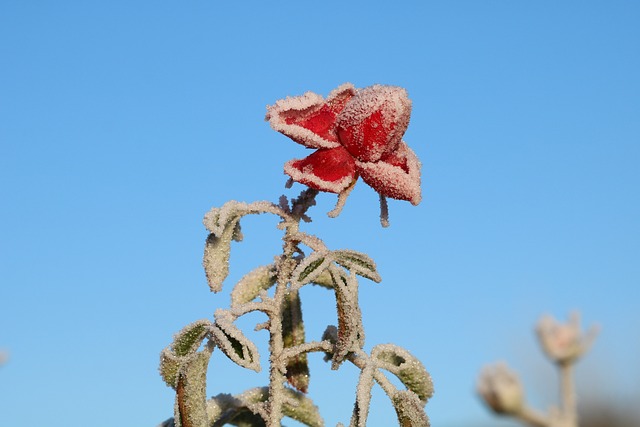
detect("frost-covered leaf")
[239,387,323,427]
[212,311,260,372]
[349,365,375,427]
[282,291,309,393]
[174,343,215,427]
[311,269,335,289]
[291,250,332,290]
[372,344,434,403]
[174,387,322,427]
[160,349,183,390]
[330,267,364,368]
[172,320,214,357]
[230,264,277,308]
[391,390,430,427]
[281,387,324,427]
[204,392,266,426]
[203,201,277,237]
[202,201,283,293]
[203,231,235,293]
[333,250,381,283]
[160,320,214,389]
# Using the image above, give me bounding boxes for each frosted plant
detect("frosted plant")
[158,84,433,427]
[477,312,598,427]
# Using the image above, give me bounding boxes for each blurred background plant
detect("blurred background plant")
[477,313,598,427]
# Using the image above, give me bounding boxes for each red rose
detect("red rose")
[266,83,421,206]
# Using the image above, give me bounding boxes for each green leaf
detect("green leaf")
[202,201,282,293]
[391,390,430,427]
[165,387,324,427]
[330,267,364,368]
[160,349,182,389]
[281,387,324,427]
[282,291,309,393]
[160,320,214,389]
[333,250,381,283]
[291,251,331,290]
[172,320,214,356]
[203,228,235,293]
[212,312,260,372]
[230,264,277,308]
[372,344,434,404]
[311,269,335,289]
[206,387,323,427]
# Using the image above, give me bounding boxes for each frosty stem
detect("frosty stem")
[266,189,318,426]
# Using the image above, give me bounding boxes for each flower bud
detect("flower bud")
[536,312,598,365]
[477,362,525,415]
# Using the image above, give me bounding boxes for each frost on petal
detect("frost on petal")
[337,85,412,163]
[284,147,357,194]
[266,83,356,149]
[356,141,421,205]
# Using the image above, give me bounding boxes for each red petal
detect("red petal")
[356,141,421,205]
[266,83,356,149]
[284,147,357,194]
[337,85,411,163]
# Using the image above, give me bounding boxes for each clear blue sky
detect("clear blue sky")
[1,1,639,426]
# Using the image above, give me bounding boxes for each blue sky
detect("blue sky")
[1,1,639,426]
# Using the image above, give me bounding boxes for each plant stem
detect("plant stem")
[267,190,315,426]
[517,405,550,427]
[559,362,577,427]
[348,350,397,399]
[267,232,296,426]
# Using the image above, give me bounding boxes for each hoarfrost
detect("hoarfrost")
[336,85,411,164]
[371,344,434,404]
[266,83,356,150]
[351,364,375,427]
[356,141,422,206]
[231,264,277,308]
[391,390,430,427]
[212,310,261,372]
